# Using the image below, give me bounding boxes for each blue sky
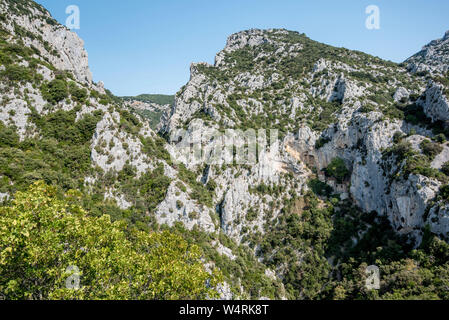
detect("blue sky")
[36,0,449,96]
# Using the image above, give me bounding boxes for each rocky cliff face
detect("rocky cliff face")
[0,0,92,83]
[0,0,104,139]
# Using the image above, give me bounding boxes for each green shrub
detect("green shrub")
[390,141,415,162]
[177,164,213,208]
[119,109,142,134]
[315,136,331,149]
[189,211,199,219]
[2,64,32,82]
[420,139,443,159]
[393,131,405,144]
[325,158,350,183]
[441,162,449,176]
[405,155,446,181]
[246,209,258,222]
[41,79,68,104]
[138,164,171,213]
[433,133,446,144]
[0,182,220,300]
[440,185,449,201]
[69,82,88,103]
[308,179,333,197]
[0,122,19,147]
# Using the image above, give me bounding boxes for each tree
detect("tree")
[441,161,449,176]
[41,79,68,104]
[0,181,221,300]
[325,158,350,183]
[420,139,443,159]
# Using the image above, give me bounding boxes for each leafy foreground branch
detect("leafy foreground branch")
[0,181,221,300]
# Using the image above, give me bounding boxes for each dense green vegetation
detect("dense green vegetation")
[420,139,443,160]
[325,158,350,183]
[308,178,333,197]
[133,108,164,130]
[248,189,449,300]
[0,107,103,194]
[40,78,69,104]
[0,182,221,300]
[167,223,284,299]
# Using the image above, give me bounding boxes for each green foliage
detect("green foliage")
[177,164,214,208]
[439,185,449,201]
[246,208,258,222]
[4,0,48,17]
[41,79,69,104]
[0,108,102,194]
[252,182,449,300]
[31,107,102,144]
[385,103,449,138]
[132,108,163,130]
[308,179,333,197]
[383,138,448,183]
[386,140,415,163]
[315,136,331,149]
[140,135,172,163]
[441,161,449,176]
[311,100,342,132]
[404,154,447,182]
[0,122,19,147]
[90,163,171,230]
[325,158,350,183]
[170,223,282,299]
[393,131,405,144]
[0,182,220,300]
[1,64,32,82]
[350,71,382,83]
[119,109,142,134]
[259,193,333,299]
[69,82,88,103]
[420,139,443,159]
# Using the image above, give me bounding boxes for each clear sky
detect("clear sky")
[35,0,449,97]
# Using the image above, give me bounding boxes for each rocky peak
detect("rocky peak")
[223,29,274,51]
[215,28,291,67]
[444,30,449,40]
[406,30,449,76]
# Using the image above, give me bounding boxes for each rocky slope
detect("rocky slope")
[123,98,171,130]
[406,31,449,76]
[2,0,449,300]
